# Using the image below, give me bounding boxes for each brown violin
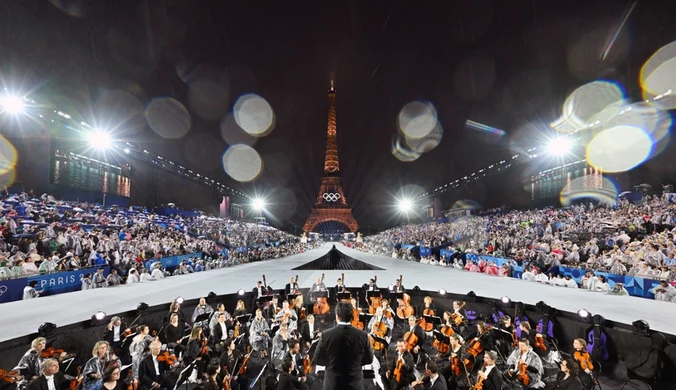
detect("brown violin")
[574,350,594,372]
[156,351,178,366]
[238,347,253,375]
[470,365,486,390]
[41,347,65,358]
[534,334,547,352]
[0,369,22,384]
[70,367,83,390]
[517,361,530,386]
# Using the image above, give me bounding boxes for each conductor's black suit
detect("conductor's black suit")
[313,323,374,390]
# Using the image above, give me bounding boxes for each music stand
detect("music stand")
[257,295,273,307]
[174,361,195,390]
[389,292,404,301]
[423,315,442,329]
[370,334,389,350]
[366,290,381,304]
[287,293,299,303]
[336,292,351,301]
[432,330,451,345]
[311,290,329,300]
[194,312,211,324]
[236,314,252,325]
[359,313,373,326]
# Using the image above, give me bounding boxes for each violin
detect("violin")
[517,361,530,386]
[156,351,178,366]
[0,369,22,383]
[238,347,253,375]
[534,334,547,352]
[222,368,232,390]
[450,355,461,376]
[200,337,209,356]
[511,329,519,347]
[420,297,435,332]
[574,350,594,372]
[313,273,329,315]
[41,347,65,358]
[302,353,313,376]
[451,302,466,326]
[393,358,403,383]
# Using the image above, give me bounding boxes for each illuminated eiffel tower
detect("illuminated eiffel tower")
[302,79,359,233]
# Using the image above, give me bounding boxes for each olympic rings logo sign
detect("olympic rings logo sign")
[323,193,341,202]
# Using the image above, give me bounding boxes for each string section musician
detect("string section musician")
[314,301,374,390]
[138,341,176,390]
[386,340,415,390]
[475,351,502,390]
[506,339,545,389]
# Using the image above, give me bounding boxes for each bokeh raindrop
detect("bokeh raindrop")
[560,176,618,207]
[145,97,191,139]
[222,144,263,182]
[233,94,275,136]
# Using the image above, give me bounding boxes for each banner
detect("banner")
[552,266,662,299]
[0,266,111,304]
[143,253,201,271]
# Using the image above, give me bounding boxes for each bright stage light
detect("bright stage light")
[546,137,573,156]
[88,130,112,150]
[237,289,246,296]
[252,198,266,211]
[93,311,106,321]
[123,148,131,154]
[0,95,25,115]
[577,309,590,318]
[175,296,185,304]
[438,288,447,295]
[501,296,511,304]
[398,198,413,213]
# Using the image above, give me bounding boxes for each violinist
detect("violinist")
[475,351,502,390]
[103,317,129,355]
[26,359,71,390]
[14,337,48,384]
[403,316,425,360]
[554,359,584,390]
[451,301,467,332]
[191,298,214,331]
[183,326,206,382]
[82,342,121,390]
[97,366,126,390]
[274,300,298,332]
[505,339,544,389]
[233,300,248,318]
[412,361,447,390]
[202,363,221,390]
[283,340,309,390]
[265,296,281,320]
[438,334,464,389]
[463,322,492,373]
[518,322,537,352]
[249,309,271,358]
[218,338,249,390]
[209,304,232,334]
[138,341,176,390]
[271,324,291,369]
[130,326,155,380]
[300,315,319,352]
[572,338,594,389]
[211,313,229,351]
[164,314,185,356]
[277,360,295,390]
[386,340,415,390]
[293,295,307,322]
[495,315,515,357]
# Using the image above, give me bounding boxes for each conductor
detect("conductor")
[314,301,374,390]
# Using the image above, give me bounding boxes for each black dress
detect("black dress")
[98,381,127,390]
[555,372,585,390]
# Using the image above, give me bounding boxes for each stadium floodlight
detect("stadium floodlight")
[0,95,25,115]
[397,198,413,213]
[252,198,266,211]
[545,137,573,156]
[88,129,113,150]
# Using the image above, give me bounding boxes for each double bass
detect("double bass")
[262,274,272,309]
[368,275,381,314]
[313,273,329,315]
[396,275,414,319]
[339,272,350,302]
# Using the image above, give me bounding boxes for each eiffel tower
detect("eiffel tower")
[302,80,359,233]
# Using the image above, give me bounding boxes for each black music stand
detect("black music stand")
[389,292,404,301]
[236,314,251,325]
[335,292,351,302]
[423,314,442,329]
[194,312,211,324]
[370,334,389,350]
[432,329,451,345]
[257,295,273,306]
[311,290,329,300]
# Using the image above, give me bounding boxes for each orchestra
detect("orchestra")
[3,274,625,390]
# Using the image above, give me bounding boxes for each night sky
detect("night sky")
[2,0,676,232]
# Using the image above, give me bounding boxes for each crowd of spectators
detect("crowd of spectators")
[357,193,676,303]
[0,191,315,299]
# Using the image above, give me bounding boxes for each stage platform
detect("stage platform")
[1,243,674,342]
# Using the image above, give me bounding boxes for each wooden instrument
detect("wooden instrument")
[368,275,381,314]
[156,351,178,366]
[0,369,22,384]
[450,354,461,376]
[433,323,455,354]
[451,302,466,325]
[393,359,403,383]
[463,334,485,370]
[403,319,421,352]
[339,272,350,301]
[222,367,232,390]
[70,367,83,390]
[534,334,547,352]
[293,275,300,294]
[420,297,435,332]
[262,275,272,309]
[40,346,65,358]
[370,318,388,351]
[396,293,414,319]
[511,329,519,347]
[517,361,530,386]
[238,347,253,375]
[470,365,486,390]
[574,350,594,372]
[313,273,329,315]
[351,293,364,330]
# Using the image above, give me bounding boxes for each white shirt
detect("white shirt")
[44,375,56,390]
[484,364,496,377]
[113,325,121,342]
[308,322,315,335]
[219,322,227,340]
[152,355,160,375]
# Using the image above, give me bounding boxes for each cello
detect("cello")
[432,314,455,354]
[313,273,329,315]
[351,292,364,330]
[451,302,466,326]
[420,296,435,332]
[403,318,421,352]
[395,275,414,319]
[369,316,388,351]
